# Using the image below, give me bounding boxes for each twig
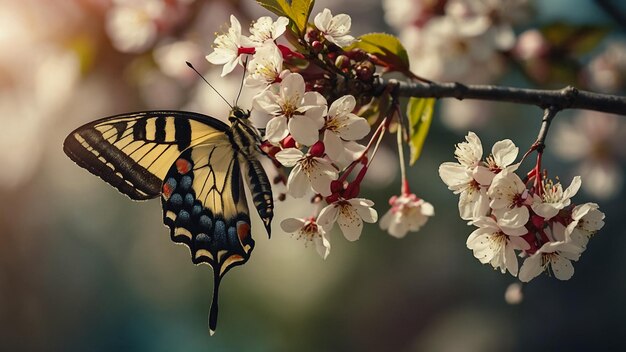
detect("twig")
[378,79,626,116]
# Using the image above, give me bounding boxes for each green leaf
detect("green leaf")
[407,97,435,165]
[256,0,315,36]
[345,33,410,73]
[541,23,609,56]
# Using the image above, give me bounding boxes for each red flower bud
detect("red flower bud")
[280,135,296,149]
[309,141,325,157]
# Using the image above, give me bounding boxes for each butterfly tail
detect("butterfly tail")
[209,271,222,336]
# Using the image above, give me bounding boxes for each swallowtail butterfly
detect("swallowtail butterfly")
[63,107,274,335]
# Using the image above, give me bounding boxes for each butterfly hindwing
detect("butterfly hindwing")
[63,111,230,200]
[161,143,254,334]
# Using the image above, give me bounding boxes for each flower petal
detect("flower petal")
[280,218,305,233]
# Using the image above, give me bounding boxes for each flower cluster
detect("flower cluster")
[205,9,434,258]
[439,132,605,282]
[384,0,532,83]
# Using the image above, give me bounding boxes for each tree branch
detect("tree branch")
[378,79,626,116]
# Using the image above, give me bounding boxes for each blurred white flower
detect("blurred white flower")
[322,95,370,162]
[518,239,583,282]
[440,99,493,131]
[314,8,357,47]
[153,40,203,79]
[245,42,284,87]
[566,203,605,250]
[383,0,440,30]
[552,111,626,199]
[317,198,378,241]
[403,16,504,82]
[531,176,581,220]
[106,0,164,53]
[249,16,290,44]
[466,216,528,276]
[585,41,626,93]
[206,15,255,76]
[281,217,331,259]
[275,146,338,197]
[504,282,524,305]
[380,193,434,238]
[253,72,326,146]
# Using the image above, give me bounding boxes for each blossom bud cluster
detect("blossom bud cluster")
[439,132,605,282]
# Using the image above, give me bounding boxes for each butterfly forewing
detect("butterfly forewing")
[63,111,230,200]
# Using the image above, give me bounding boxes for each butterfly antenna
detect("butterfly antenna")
[186,61,232,109]
[234,57,248,107]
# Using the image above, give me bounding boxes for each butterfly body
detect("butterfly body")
[63,107,273,334]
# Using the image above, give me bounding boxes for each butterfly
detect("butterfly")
[63,107,274,335]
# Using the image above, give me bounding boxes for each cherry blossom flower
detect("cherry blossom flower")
[281,217,331,259]
[466,216,529,276]
[253,72,327,146]
[249,16,290,44]
[487,166,530,231]
[313,8,357,47]
[275,145,338,197]
[439,132,516,221]
[531,176,581,220]
[322,95,370,162]
[317,198,378,241]
[585,41,626,93]
[379,193,434,238]
[566,203,605,249]
[518,239,584,282]
[106,0,164,53]
[245,42,284,87]
[206,15,255,76]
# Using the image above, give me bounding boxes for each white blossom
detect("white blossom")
[245,42,284,87]
[275,147,338,197]
[206,15,255,76]
[317,198,378,241]
[106,0,164,53]
[566,202,605,249]
[380,193,434,238]
[487,166,530,231]
[281,217,330,259]
[518,239,584,282]
[253,72,327,146]
[322,95,370,162]
[249,16,290,44]
[313,8,357,47]
[531,176,581,220]
[466,216,528,276]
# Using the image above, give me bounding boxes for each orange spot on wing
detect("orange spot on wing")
[162,183,173,199]
[237,222,250,241]
[176,158,191,174]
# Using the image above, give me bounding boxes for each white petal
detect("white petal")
[504,244,519,276]
[317,203,339,231]
[328,95,356,117]
[315,233,331,259]
[280,72,305,103]
[491,139,518,167]
[280,218,305,233]
[287,164,309,198]
[308,161,336,196]
[337,205,364,241]
[275,148,304,167]
[531,200,560,220]
[439,162,472,188]
[495,207,530,229]
[314,8,332,32]
[288,115,321,146]
[518,255,543,282]
[338,115,370,141]
[352,202,378,223]
[562,176,582,200]
[265,116,289,143]
[551,256,575,280]
[324,129,344,161]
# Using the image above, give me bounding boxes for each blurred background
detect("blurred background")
[1,0,625,351]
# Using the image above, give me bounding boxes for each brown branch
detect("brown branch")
[377,79,626,116]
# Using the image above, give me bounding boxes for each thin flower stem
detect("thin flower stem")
[337,116,388,183]
[379,79,626,116]
[397,122,409,195]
